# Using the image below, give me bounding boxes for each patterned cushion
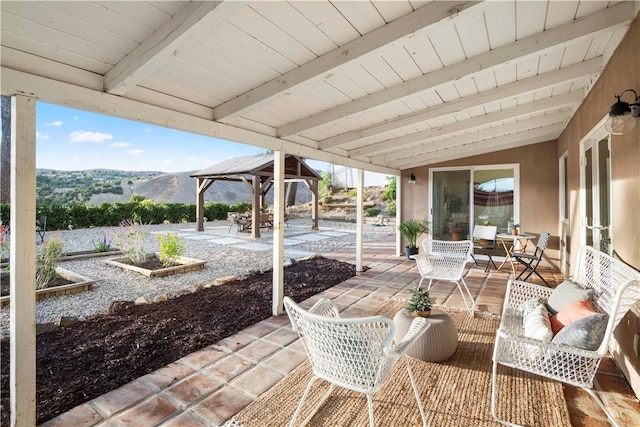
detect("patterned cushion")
[523,303,553,342]
[546,280,593,315]
[519,298,547,318]
[550,299,599,335]
[552,313,608,351]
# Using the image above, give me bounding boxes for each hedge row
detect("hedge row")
[0,201,253,231]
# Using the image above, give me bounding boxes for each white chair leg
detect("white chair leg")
[366,395,375,427]
[290,376,335,427]
[583,386,621,427]
[457,278,475,316]
[404,355,427,427]
[491,360,521,427]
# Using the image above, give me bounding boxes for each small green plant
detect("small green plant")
[398,219,430,249]
[92,233,113,253]
[405,287,432,314]
[0,225,10,261]
[386,201,396,217]
[156,232,184,267]
[35,236,63,290]
[384,176,396,201]
[347,188,358,198]
[114,219,148,265]
[318,171,333,197]
[365,207,381,217]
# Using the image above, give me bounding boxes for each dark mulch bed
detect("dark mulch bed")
[1,256,359,426]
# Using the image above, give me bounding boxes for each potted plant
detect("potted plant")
[405,287,432,317]
[511,223,520,235]
[398,219,430,258]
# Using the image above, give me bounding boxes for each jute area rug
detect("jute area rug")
[227,301,570,426]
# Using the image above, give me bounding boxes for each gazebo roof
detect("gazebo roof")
[190,154,320,181]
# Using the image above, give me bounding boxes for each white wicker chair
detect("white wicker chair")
[283,296,429,427]
[414,239,474,315]
[491,246,640,427]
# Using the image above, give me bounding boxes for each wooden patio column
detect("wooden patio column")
[195,178,214,232]
[10,95,37,426]
[251,175,261,239]
[356,169,364,274]
[272,150,285,315]
[310,180,319,230]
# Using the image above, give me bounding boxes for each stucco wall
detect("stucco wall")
[401,140,560,268]
[557,12,640,398]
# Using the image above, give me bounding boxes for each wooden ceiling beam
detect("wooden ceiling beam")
[212,1,483,120]
[283,1,632,139]
[105,1,245,95]
[347,90,582,158]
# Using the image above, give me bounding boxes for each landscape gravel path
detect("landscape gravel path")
[0,218,394,336]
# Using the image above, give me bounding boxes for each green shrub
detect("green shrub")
[156,232,184,267]
[36,236,63,290]
[347,188,358,198]
[91,233,113,253]
[319,171,333,197]
[365,207,381,217]
[384,176,396,201]
[386,201,396,216]
[114,219,148,265]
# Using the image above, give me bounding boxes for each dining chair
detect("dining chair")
[415,239,474,315]
[470,225,497,272]
[284,296,429,427]
[512,231,550,286]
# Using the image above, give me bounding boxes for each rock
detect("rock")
[153,294,168,303]
[107,300,135,315]
[56,316,79,327]
[214,275,237,286]
[135,296,150,305]
[195,283,206,291]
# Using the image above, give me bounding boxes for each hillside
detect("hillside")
[89,171,314,205]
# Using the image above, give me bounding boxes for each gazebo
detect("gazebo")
[190,154,321,238]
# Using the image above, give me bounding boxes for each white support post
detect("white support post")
[10,95,37,427]
[272,151,285,315]
[356,169,364,274]
[251,175,260,239]
[396,174,402,257]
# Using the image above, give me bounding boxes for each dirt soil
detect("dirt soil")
[0,256,358,426]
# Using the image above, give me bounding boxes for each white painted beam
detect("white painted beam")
[396,174,402,257]
[105,1,246,95]
[348,90,582,158]
[272,150,285,315]
[9,95,37,427]
[380,109,573,167]
[1,67,399,176]
[394,124,565,169]
[282,2,631,138]
[213,1,483,120]
[321,58,601,149]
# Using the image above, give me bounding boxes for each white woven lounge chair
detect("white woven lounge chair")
[414,239,474,315]
[491,246,640,427]
[283,296,429,427]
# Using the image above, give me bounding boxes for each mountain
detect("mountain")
[89,171,313,205]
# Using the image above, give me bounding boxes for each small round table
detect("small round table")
[393,309,458,362]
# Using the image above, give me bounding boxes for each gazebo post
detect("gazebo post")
[195,178,214,232]
[251,175,261,239]
[310,180,319,230]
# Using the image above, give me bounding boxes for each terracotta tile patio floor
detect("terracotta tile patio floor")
[41,235,640,427]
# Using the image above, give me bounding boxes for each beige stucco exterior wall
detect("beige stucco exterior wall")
[400,11,640,399]
[557,12,640,398]
[401,140,560,268]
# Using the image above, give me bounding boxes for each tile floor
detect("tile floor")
[41,235,640,427]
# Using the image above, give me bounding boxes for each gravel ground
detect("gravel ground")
[0,218,394,336]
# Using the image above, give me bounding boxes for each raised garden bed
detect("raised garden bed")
[0,267,94,307]
[105,254,206,278]
[60,248,122,261]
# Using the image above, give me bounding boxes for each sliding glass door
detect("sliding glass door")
[430,166,518,241]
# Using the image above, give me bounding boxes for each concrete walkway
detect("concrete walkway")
[41,236,640,427]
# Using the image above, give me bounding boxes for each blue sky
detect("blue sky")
[35,102,387,185]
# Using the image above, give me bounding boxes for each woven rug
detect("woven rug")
[227,301,570,426]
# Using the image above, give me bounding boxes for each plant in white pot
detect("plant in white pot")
[405,287,432,317]
[398,219,430,258]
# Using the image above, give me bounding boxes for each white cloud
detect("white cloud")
[109,142,130,148]
[45,120,63,127]
[162,159,173,164]
[36,131,50,140]
[69,130,113,143]
[129,149,144,155]
[144,128,153,133]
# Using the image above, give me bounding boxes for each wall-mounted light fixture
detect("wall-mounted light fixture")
[605,89,640,135]
[408,173,416,184]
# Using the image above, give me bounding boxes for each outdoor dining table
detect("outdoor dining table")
[496,233,535,276]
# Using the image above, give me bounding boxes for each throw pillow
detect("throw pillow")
[523,303,553,342]
[519,298,547,318]
[552,313,609,351]
[546,280,593,315]
[550,299,599,335]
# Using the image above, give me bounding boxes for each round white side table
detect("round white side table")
[393,309,458,362]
